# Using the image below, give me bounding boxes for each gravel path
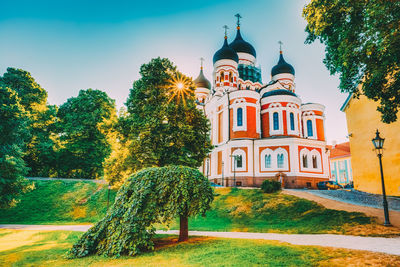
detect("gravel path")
[1,224,400,256]
[283,189,400,228]
[303,189,400,211]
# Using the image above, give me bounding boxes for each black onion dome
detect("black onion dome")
[229,28,256,57]
[262,89,297,98]
[194,69,211,89]
[271,52,295,76]
[213,37,239,64]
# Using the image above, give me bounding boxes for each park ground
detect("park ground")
[1,179,400,266]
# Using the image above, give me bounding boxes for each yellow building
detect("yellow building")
[341,94,400,196]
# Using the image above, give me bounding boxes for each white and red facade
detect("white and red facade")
[195,25,329,188]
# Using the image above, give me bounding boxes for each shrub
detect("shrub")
[261,180,281,193]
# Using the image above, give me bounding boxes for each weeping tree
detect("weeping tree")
[68,165,214,258]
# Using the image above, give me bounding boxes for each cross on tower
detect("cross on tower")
[200,57,204,69]
[235,13,242,27]
[278,41,283,53]
[223,25,229,38]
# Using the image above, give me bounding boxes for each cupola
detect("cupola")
[271,51,295,77]
[194,66,211,89]
[213,30,239,64]
[229,27,256,58]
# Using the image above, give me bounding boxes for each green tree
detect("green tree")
[118,58,211,180]
[0,84,33,208]
[303,0,400,123]
[0,68,58,176]
[68,165,214,258]
[57,89,117,179]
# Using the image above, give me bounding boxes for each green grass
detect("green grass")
[3,229,400,267]
[1,180,396,235]
[0,180,117,225]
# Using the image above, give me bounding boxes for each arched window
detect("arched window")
[265,154,271,168]
[236,155,243,168]
[273,112,279,130]
[220,72,224,82]
[277,153,284,168]
[302,155,308,168]
[290,112,295,131]
[229,72,233,83]
[307,120,313,136]
[237,108,243,126]
[312,155,318,168]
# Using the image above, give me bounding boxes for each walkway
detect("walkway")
[1,224,400,256]
[283,189,400,228]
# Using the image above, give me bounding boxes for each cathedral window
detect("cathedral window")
[265,154,271,168]
[290,112,295,131]
[236,155,243,168]
[302,155,308,168]
[307,120,313,136]
[277,153,284,168]
[220,72,224,82]
[237,108,243,126]
[273,112,279,130]
[229,72,233,83]
[312,155,318,168]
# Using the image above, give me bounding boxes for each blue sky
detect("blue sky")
[0,0,349,143]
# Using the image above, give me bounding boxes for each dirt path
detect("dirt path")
[1,225,400,256]
[282,189,400,228]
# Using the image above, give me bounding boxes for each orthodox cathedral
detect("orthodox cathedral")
[194,16,330,188]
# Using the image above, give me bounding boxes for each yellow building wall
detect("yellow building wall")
[344,95,400,196]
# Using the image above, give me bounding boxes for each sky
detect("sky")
[0,0,350,144]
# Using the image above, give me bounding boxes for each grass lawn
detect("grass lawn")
[1,180,399,236]
[1,229,399,267]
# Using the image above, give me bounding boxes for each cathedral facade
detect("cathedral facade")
[194,20,330,188]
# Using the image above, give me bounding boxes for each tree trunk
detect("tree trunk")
[178,214,189,242]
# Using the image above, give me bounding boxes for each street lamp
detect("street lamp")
[372,129,391,226]
[206,158,210,179]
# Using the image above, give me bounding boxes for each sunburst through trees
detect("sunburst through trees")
[167,74,193,106]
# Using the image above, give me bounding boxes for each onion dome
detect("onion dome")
[262,89,297,98]
[229,27,256,57]
[213,36,239,64]
[194,68,211,89]
[271,51,295,76]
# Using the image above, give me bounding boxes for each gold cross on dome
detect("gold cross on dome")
[235,13,242,27]
[200,57,204,69]
[223,25,229,37]
[278,41,283,52]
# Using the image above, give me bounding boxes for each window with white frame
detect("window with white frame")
[232,98,247,132]
[307,120,313,136]
[268,103,284,135]
[290,112,295,131]
[232,148,246,172]
[273,112,279,130]
[237,108,243,126]
[300,148,322,172]
[265,154,271,168]
[260,147,288,171]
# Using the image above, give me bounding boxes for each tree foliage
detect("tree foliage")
[261,180,281,193]
[117,58,211,180]
[303,0,400,123]
[68,165,214,258]
[0,85,33,208]
[0,68,58,176]
[57,89,117,179]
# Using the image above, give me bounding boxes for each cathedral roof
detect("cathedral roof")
[213,37,239,64]
[229,27,256,58]
[262,89,297,98]
[194,68,211,89]
[271,52,295,76]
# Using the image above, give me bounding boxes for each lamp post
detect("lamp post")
[372,129,391,226]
